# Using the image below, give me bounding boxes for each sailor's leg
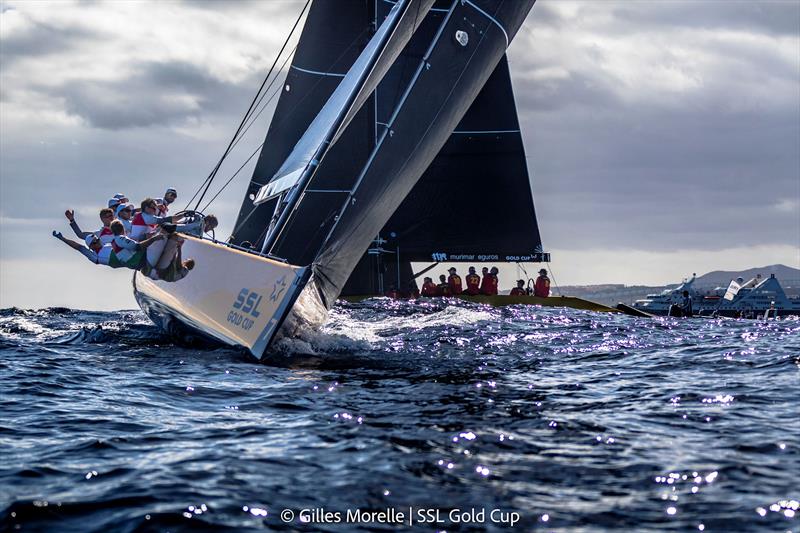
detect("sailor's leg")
[146,235,167,267]
[155,236,180,270]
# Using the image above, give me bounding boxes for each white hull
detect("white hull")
[134,236,323,359]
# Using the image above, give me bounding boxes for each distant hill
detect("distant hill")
[695,264,800,287]
[555,264,800,306]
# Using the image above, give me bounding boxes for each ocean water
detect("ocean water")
[0,300,798,532]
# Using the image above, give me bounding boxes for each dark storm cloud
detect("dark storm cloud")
[45,60,264,130]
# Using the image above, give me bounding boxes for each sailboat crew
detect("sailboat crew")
[131,198,178,269]
[509,280,527,296]
[384,286,400,298]
[404,282,420,299]
[680,290,693,316]
[480,267,499,295]
[115,203,135,234]
[464,267,481,295]
[108,221,167,268]
[437,274,450,296]
[156,246,195,282]
[175,214,218,237]
[421,277,437,296]
[534,269,550,297]
[447,267,463,295]
[64,208,116,244]
[52,227,163,268]
[141,234,195,282]
[155,188,177,216]
[130,198,174,239]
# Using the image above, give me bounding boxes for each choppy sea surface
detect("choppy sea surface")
[1,300,798,532]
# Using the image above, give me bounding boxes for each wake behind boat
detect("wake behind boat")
[134,0,544,358]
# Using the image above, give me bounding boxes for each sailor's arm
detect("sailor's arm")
[64,210,91,239]
[136,232,166,249]
[52,231,99,263]
[52,230,83,251]
[140,212,176,226]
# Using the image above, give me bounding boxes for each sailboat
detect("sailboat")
[134,0,543,359]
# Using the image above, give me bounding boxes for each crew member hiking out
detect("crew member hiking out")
[465,266,480,295]
[447,267,463,295]
[52,228,163,269]
[109,220,164,269]
[131,198,176,268]
[64,208,115,244]
[534,269,550,297]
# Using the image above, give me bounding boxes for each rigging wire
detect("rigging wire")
[547,261,561,295]
[225,43,299,157]
[199,46,299,213]
[186,0,311,211]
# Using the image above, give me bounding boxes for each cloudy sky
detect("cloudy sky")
[1,0,798,310]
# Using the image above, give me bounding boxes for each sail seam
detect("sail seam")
[453,129,520,134]
[464,0,509,48]
[291,65,347,77]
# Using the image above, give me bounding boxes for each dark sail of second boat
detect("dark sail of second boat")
[231,0,540,307]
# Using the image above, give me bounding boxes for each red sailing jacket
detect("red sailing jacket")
[448,274,463,295]
[509,287,527,296]
[465,273,480,295]
[480,275,498,295]
[421,281,438,296]
[534,276,550,297]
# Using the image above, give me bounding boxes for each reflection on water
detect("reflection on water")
[0,302,798,531]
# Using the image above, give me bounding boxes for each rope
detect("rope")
[186,0,311,211]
